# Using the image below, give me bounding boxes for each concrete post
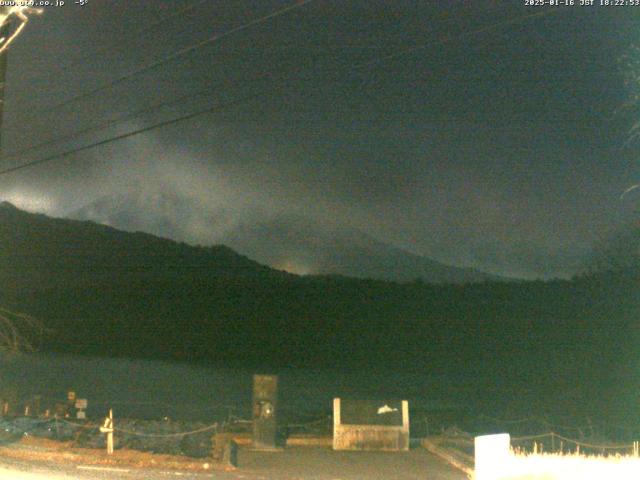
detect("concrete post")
[474,433,511,480]
[252,374,278,450]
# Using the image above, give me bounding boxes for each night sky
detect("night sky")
[1,1,639,279]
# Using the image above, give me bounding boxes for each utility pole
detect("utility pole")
[0,11,11,153]
[0,7,42,153]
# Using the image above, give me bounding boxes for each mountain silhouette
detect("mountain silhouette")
[69,191,501,284]
[1,201,638,395]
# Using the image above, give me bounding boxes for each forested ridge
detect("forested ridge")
[1,202,638,380]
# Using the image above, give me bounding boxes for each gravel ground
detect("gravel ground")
[0,456,219,479]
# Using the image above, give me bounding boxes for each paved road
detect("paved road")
[237,447,467,480]
[0,447,467,480]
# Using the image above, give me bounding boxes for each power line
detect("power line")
[0,90,272,176]
[1,2,319,161]
[0,7,560,177]
[0,77,264,162]
[354,8,559,70]
[5,7,558,163]
[34,0,313,116]
[0,2,509,160]
[0,46,307,162]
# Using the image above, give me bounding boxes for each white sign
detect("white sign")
[377,404,398,414]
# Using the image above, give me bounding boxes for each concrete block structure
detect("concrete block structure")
[333,398,409,451]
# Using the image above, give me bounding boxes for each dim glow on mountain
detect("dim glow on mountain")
[2,190,55,213]
[277,260,312,276]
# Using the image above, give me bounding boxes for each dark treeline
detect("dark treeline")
[10,269,636,370]
[1,202,639,418]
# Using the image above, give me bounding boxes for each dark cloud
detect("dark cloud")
[0,1,638,279]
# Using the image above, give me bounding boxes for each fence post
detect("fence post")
[100,409,114,455]
[108,409,114,454]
